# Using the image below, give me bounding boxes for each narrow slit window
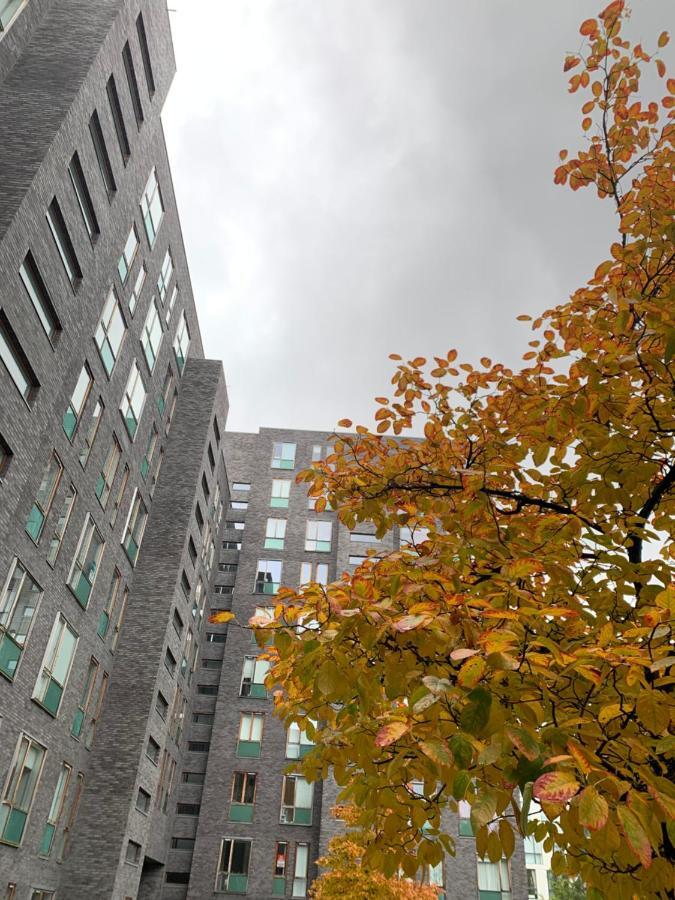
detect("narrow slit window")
[89,110,116,198]
[25,451,63,542]
[122,41,144,127]
[94,287,126,376]
[46,483,76,566]
[106,74,130,163]
[117,225,139,284]
[46,198,82,288]
[19,252,61,341]
[62,363,93,440]
[140,168,164,246]
[136,12,155,96]
[68,152,99,241]
[0,310,39,403]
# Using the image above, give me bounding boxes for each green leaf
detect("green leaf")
[460,688,492,735]
[449,733,473,769]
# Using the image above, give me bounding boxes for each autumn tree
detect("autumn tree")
[248,3,675,898]
[549,875,588,900]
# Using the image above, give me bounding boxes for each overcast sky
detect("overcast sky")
[162,1,671,434]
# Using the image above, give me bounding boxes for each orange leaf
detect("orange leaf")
[457,655,486,689]
[580,18,598,36]
[375,721,409,747]
[657,30,669,48]
[564,55,580,72]
[582,117,592,131]
[559,149,568,160]
[337,418,352,428]
[533,771,580,803]
[656,59,666,78]
[667,78,675,94]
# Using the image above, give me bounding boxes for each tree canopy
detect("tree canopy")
[245,3,674,898]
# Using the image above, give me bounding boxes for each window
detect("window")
[348,555,367,565]
[273,842,289,896]
[78,397,104,468]
[38,763,71,858]
[240,656,270,698]
[264,518,286,550]
[54,770,83,862]
[157,250,173,301]
[25,451,63,542]
[0,559,42,680]
[399,525,430,547]
[32,613,78,716]
[111,587,128,652]
[156,751,177,813]
[95,287,126,375]
[477,860,511,900]
[219,562,238,573]
[68,515,104,607]
[125,839,142,865]
[173,309,190,374]
[206,632,226,644]
[19,252,60,341]
[272,442,296,469]
[176,802,200,816]
[187,538,197,567]
[122,41,143,126]
[230,772,256,823]
[281,775,314,825]
[255,559,282,595]
[140,424,159,480]
[106,74,130,163]
[232,521,245,531]
[156,691,168,719]
[171,837,195,851]
[222,541,241,551]
[214,585,233,596]
[202,474,210,501]
[165,283,178,325]
[150,447,164,496]
[300,562,328,586]
[129,264,146,316]
[0,0,24,31]
[214,416,221,443]
[89,110,116,198]
[85,667,108,748]
[71,657,99,738]
[136,787,151,814]
[96,435,121,508]
[292,843,310,898]
[118,225,140,283]
[197,684,218,696]
[166,873,190,885]
[271,479,290,508]
[193,579,205,626]
[146,736,160,765]
[182,771,205,784]
[305,521,332,552]
[157,366,173,416]
[46,198,82,287]
[350,532,380,543]
[215,838,251,893]
[0,433,12,477]
[202,658,222,669]
[120,360,146,439]
[232,482,250,492]
[458,799,473,836]
[122,489,148,565]
[110,463,129,528]
[46,482,76,566]
[286,722,315,760]
[237,713,263,758]
[140,168,163,246]
[0,311,39,402]
[0,734,46,846]
[164,647,176,677]
[136,13,155,96]
[311,444,322,461]
[172,608,184,638]
[141,300,163,372]
[98,569,122,640]
[165,388,178,434]
[187,741,209,753]
[68,152,99,241]
[63,364,93,440]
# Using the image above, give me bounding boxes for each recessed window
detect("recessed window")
[216,838,251,893]
[255,559,282,595]
[182,771,205,783]
[157,250,173,302]
[78,397,104,468]
[38,761,72,858]
[222,541,241,551]
[68,152,99,241]
[136,787,151,814]
[136,13,155,96]
[231,501,247,510]
[286,722,315,760]
[166,872,190,884]
[63,363,92,440]
[95,435,121,508]
[232,481,250,492]
[68,515,104,608]
[202,473,210,501]
[140,423,158,481]
[0,733,46,846]
[213,417,221,443]
[0,310,39,403]
[122,489,148,565]
[140,168,163,246]
[197,684,218,696]
[300,562,328,586]
[95,287,126,376]
[165,283,178,325]
[25,450,63,542]
[218,562,238,573]
[201,657,222,669]
[19,252,61,341]
[230,772,256,823]
[237,713,263,758]
[264,518,286,550]
[350,532,380,543]
[71,656,99,739]
[164,647,176,677]
[155,691,168,719]
[173,310,190,374]
[89,110,116,199]
[172,608,184,638]
[176,803,200,816]
[280,775,313,825]
[214,585,233,596]
[271,442,296,470]
[305,521,332,553]
[125,839,142,865]
[129,264,146,316]
[181,571,191,599]
[273,842,289,896]
[232,521,245,531]
[171,836,195,850]
[311,444,322,461]
[192,713,213,725]
[118,225,139,284]
[187,741,210,753]
[146,736,160,765]
[46,482,77,566]
[122,42,143,127]
[240,656,270,698]
[348,555,367,565]
[0,559,42,680]
[120,360,146,439]
[141,300,163,373]
[97,569,122,640]
[0,433,12,477]
[46,198,82,288]
[271,479,290,508]
[32,613,78,716]
[157,366,173,417]
[292,843,310,898]
[106,74,130,163]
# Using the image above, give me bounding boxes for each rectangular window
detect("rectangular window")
[165,388,178,435]
[348,555,367,565]
[214,585,233,596]
[271,479,290,508]
[477,860,511,900]
[111,586,128,652]
[140,424,158,480]
[32,613,78,716]
[63,363,92,440]
[219,562,238,573]
[164,647,176,677]
[201,658,222,670]
[272,442,296,469]
[157,366,173,417]
[292,843,310,898]
[205,632,226,644]
[146,736,160,765]
[273,842,289,896]
[110,463,129,528]
[231,502,247,511]
[311,444,322,461]
[89,110,116,198]
[19,252,60,341]
[182,771,205,783]
[166,873,190,885]
[255,559,282,595]
[157,250,173,302]
[25,451,63,542]
[95,287,126,375]
[261,518,286,550]
[106,74,130,163]
[215,838,251,893]
[0,734,46,846]
[222,541,241,551]
[240,656,270,698]
[120,360,146,439]
[0,310,39,403]
[156,691,168,719]
[55,770,83,862]
[350,532,380,543]
[71,656,98,739]
[0,0,24,30]
[78,397,104,468]
[136,13,155,96]
[141,300,163,372]
[96,435,122,508]
[171,837,195,850]
[0,432,11,477]
[125,839,142,865]
[187,741,209,752]
[173,309,190,374]
[305,521,332,552]
[87,670,109,749]
[122,489,148,565]
[0,559,42,681]
[156,751,177,813]
[68,152,99,241]
[118,225,139,284]
[129,264,146,316]
[97,569,121,640]
[281,775,314,826]
[176,802,200,816]
[165,283,178,325]
[38,763,71,857]
[46,482,76,566]
[150,447,163,496]
[68,515,104,608]
[230,772,256,823]
[232,481,250,492]
[122,41,143,127]
[136,787,151,814]
[46,197,82,287]
[286,722,315,760]
[140,168,163,246]
[299,562,328,586]
[197,684,218,696]
[237,713,264,758]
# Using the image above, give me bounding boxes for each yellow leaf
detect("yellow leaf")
[374,721,409,748]
[577,786,609,831]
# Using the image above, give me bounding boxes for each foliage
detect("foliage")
[255,3,675,898]
[549,875,588,900]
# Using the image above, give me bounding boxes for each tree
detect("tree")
[252,3,675,898]
[549,875,588,900]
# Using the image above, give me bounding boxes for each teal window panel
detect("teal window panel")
[124,536,139,565]
[73,573,92,607]
[270,498,288,508]
[459,819,474,837]
[0,807,27,845]
[237,740,261,759]
[0,635,21,680]
[315,541,330,552]
[39,821,55,856]
[264,538,284,550]
[156,394,165,416]
[140,457,149,480]
[71,707,85,738]
[226,874,248,893]
[272,875,285,896]
[229,803,254,823]
[62,408,77,439]
[97,611,109,639]
[94,473,106,500]
[248,683,266,699]
[293,807,312,825]
[124,412,137,440]
[41,678,63,716]
[298,743,313,759]
[25,505,45,542]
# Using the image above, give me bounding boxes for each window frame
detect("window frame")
[0,733,47,846]
[32,612,78,717]
[0,559,43,682]
[67,514,105,608]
